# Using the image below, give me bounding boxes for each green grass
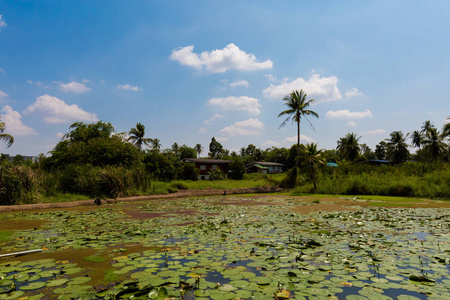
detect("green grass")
[0,231,13,242]
[356,195,424,202]
[42,193,92,203]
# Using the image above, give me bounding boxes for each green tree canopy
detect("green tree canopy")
[386,131,410,163]
[337,133,361,161]
[128,122,153,150]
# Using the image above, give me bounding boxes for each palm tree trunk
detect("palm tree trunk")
[296,115,300,167]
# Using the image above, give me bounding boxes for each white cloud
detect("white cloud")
[56,132,64,139]
[219,118,264,137]
[262,140,280,147]
[230,80,249,88]
[59,81,91,93]
[365,129,386,135]
[263,74,341,102]
[0,15,6,28]
[347,121,357,127]
[283,135,316,145]
[1,105,37,136]
[265,74,277,82]
[198,127,208,134]
[208,96,261,116]
[24,94,98,123]
[216,137,228,142]
[325,109,373,119]
[117,84,143,91]
[0,90,8,102]
[204,113,224,125]
[345,87,363,98]
[170,43,273,73]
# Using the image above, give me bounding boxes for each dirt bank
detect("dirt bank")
[0,185,283,213]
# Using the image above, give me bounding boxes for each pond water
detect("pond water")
[0,196,449,299]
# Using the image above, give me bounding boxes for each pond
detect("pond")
[0,196,449,299]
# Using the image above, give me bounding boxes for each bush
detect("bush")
[280,167,299,189]
[176,162,199,181]
[0,165,42,205]
[388,184,414,197]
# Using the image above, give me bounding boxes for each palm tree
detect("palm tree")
[151,138,161,151]
[442,117,450,139]
[337,133,361,161]
[421,127,449,161]
[411,130,424,150]
[386,131,410,163]
[171,142,179,157]
[278,89,318,164]
[421,120,434,137]
[0,118,14,148]
[127,122,153,150]
[299,143,325,190]
[194,143,203,158]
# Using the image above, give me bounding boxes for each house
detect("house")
[181,158,232,180]
[245,162,284,174]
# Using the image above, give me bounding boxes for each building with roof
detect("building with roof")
[181,158,232,180]
[245,162,284,174]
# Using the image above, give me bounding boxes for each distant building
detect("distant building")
[245,162,284,174]
[180,158,232,180]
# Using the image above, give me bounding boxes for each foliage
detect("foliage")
[386,131,410,163]
[0,164,42,205]
[208,137,227,159]
[176,162,199,181]
[278,89,318,161]
[298,143,326,190]
[337,133,361,161]
[0,116,14,148]
[280,167,299,188]
[207,168,226,180]
[128,122,153,150]
[228,158,245,180]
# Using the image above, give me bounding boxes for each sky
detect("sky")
[1,1,450,156]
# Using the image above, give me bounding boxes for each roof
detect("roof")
[326,162,338,167]
[245,161,285,167]
[248,164,269,169]
[181,158,232,164]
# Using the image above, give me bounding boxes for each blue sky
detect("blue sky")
[1,1,449,156]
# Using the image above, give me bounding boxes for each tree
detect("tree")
[411,130,424,150]
[442,117,450,139]
[421,127,449,161]
[151,138,161,151]
[208,137,224,159]
[0,117,14,148]
[194,143,203,158]
[299,143,325,190]
[337,133,361,161]
[278,89,318,164]
[171,143,179,157]
[386,131,410,163]
[421,120,435,137]
[375,141,387,160]
[128,122,153,150]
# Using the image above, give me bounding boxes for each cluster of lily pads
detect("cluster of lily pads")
[0,196,449,299]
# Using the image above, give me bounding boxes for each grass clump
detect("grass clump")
[103,269,119,282]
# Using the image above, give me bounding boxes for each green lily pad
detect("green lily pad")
[20,281,46,291]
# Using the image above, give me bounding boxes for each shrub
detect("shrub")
[280,167,299,189]
[388,184,414,197]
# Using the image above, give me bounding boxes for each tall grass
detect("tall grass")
[0,165,42,205]
[292,162,450,199]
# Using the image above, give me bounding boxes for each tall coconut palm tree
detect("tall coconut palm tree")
[299,143,325,190]
[421,127,449,161]
[442,117,450,139]
[278,89,318,164]
[194,143,203,158]
[336,133,361,161]
[127,122,153,150]
[411,130,424,150]
[0,118,14,148]
[151,138,161,151]
[421,120,434,137]
[386,131,410,163]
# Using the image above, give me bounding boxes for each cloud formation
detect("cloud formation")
[365,129,386,135]
[1,105,37,136]
[24,94,98,123]
[230,80,249,88]
[204,113,224,125]
[345,87,363,98]
[283,135,316,144]
[325,109,373,119]
[219,118,264,136]
[170,43,273,73]
[0,15,6,28]
[117,84,143,91]
[208,96,261,116]
[263,74,341,102]
[59,81,91,93]
[0,90,8,102]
